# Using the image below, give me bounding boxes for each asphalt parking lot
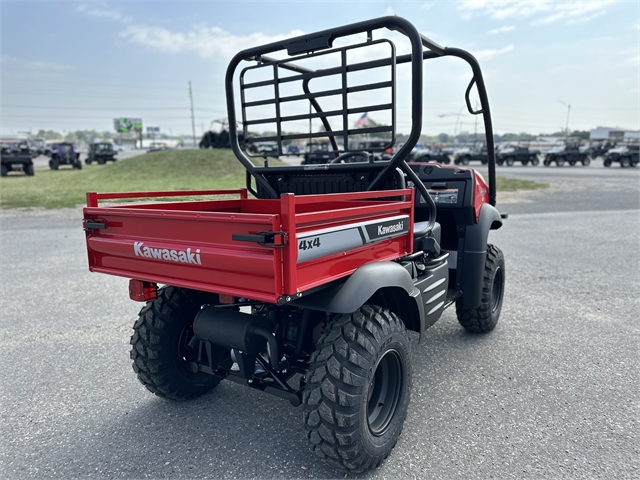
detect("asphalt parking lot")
[1,160,638,479]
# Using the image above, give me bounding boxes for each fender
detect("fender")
[461,203,502,309]
[292,261,424,323]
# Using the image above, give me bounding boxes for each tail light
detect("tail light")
[129,279,157,302]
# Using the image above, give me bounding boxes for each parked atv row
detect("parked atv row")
[496,145,540,166]
[543,144,591,167]
[85,142,118,165]
[1,140,35,176]
[603,144,639,168]
[48,143,82,170]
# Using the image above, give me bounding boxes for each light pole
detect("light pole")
[558,100,571,141]
[436,105,465,142]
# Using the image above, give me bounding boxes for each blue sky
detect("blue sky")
[1,1,638,137]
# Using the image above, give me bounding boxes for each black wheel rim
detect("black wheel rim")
[367,349,403,436]
[491,267,504,313]
[177,322,199,371]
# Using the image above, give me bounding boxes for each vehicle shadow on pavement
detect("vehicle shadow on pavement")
[53,380,348,478]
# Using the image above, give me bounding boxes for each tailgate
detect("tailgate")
[84,188,415,305]
[84,189,284,303]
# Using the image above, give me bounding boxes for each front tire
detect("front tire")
[130,286,223,400]
[50,158,59,170]
[582,157,591,166]
[25,164,34,176]
[620,156,630,168]
[303,305,412,474]
[556,156,565,167]
[456,244,505,333]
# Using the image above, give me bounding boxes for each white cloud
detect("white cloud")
[420,2,434,10]
[121,24,306,60]
[457,0,614,25]
[77,3,132,23]
[0,55,73,71]
[488,25,516,34]
[474,44,514,60]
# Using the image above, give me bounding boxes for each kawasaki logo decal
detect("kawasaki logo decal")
[377,221,404,236]
[134,241,202,265]
[364,217,409,241]
[297,215,409,263]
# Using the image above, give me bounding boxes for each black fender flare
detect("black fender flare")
[291,261,424,329]
[461,203,503,309]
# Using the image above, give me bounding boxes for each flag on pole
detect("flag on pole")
[354,112,369,128]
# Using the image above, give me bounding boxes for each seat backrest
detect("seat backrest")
[254,164,405,198]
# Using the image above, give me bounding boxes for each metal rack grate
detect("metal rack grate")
[239,39,396,157]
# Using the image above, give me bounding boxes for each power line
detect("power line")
[1,104,225,113]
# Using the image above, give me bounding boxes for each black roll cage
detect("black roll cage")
[225,16,497,210]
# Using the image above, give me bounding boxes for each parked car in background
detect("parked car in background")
[147,142,169,153]
[27,138,47,156]
[301,141,335,164]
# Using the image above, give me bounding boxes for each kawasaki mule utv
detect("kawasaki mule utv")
[83,16,506,474]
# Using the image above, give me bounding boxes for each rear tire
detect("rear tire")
[97,157,106,165]
[556,156,565,167]
[130,286,224,400]
[456,244,505,333]
[25,164,34,176]
[531,157,540,166]
[505,156,514,167]
[620,156,630,168]
[50,158,59,170]
[461,156,470,165]
[1,164,7,177]
[582,157,591,166]
[604,159,611,167]
[303,305,412,474]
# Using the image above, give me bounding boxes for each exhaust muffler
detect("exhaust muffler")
[193,306,288,371]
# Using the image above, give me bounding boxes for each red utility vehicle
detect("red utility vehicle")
[83,17,506,474]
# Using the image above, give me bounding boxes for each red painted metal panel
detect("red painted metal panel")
[84,188,415,304]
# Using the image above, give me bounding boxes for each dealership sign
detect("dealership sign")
[114,118,143,133]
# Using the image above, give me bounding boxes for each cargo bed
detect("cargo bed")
[84,188,414,305]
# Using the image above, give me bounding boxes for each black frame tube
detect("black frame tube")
[225,16,497,206]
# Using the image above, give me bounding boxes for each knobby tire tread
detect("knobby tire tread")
[303,305,411,474]
[130,286,221,400]
[455,244,504,333]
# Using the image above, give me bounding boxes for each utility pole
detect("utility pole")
[558,100,571,141]
[189,81,197,147]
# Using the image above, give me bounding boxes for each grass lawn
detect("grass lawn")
[0,149,255,209]
[496,176,548,192]
[0,150,547,209]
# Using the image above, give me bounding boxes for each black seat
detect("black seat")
[414,221,441,255]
